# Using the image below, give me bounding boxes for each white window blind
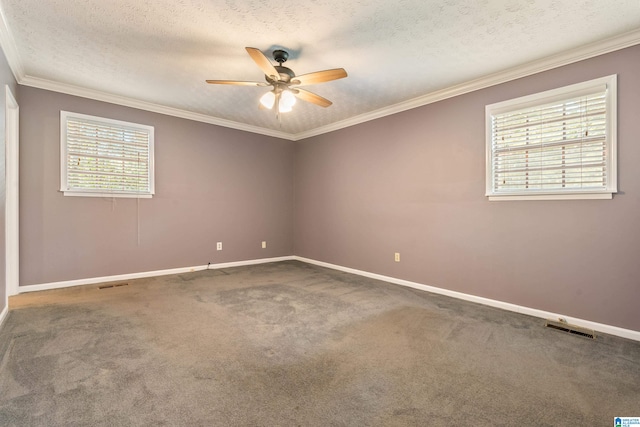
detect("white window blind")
[61,111,154,197]
[486,75,616,201]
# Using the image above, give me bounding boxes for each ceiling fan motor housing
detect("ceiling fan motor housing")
[264,50,294,83]
[275,66,295,82]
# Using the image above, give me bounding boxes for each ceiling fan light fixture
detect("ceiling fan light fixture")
[207,47,347,116]
[279,89,296,112]
[260,91,275,109]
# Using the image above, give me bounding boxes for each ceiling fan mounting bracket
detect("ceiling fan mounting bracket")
[272,49,289,64]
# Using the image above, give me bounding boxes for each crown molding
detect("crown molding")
[0,2,24,82]
[0,6,293,140]
[291,28,640,141]
[19,75,294,140]
[1,11,639,142]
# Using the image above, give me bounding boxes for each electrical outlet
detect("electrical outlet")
[394,252,400,262]
[217,242,222,251]
[262,241,267,249]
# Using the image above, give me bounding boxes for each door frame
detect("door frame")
[5,85,18,298]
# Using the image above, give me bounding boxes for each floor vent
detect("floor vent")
[98,283,129,290]
[545,319,596,339]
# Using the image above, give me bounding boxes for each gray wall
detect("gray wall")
[294,45,640,332]
[15,44,640,332]
[0,47,17,316]
[20,87,294,285]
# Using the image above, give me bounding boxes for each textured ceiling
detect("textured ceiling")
[1,0,640,138]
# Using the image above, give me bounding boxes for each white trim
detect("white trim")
[488,193,612,201]
[60,110,155,198]
[5,85,18,297]
[607,73,618,191]
[1,26,638,141]
[13,255,640,341]
[0,304,7,328]
[293,256,640,342]
[0,3,23,82]
[20,75,294,141]
[62,191,153,198]
[485,75,617,200]
[18,256,295,293]
[294,29,640,141]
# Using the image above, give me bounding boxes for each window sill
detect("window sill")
[487,192,613,201]
[62,191,153,199]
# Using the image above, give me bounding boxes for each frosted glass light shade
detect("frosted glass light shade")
[260,91,275,109]
[280,90,296,111]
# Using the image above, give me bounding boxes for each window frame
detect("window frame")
[485,75,617,201]
[60,111,155,198]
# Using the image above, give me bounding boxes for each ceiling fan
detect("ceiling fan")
[206,47,347,116]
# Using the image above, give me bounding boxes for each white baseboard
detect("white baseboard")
[14,255,639,342]
[294,256,640,342]
[0,304,8,329]
[18,256,295,294]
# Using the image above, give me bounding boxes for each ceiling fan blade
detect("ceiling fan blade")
[293,88,332,107]
[205,80,267,86]
[291,68,347,86]
[245,47,279,80]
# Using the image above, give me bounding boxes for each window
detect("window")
[61,111,154,198]
[485,75,616,201]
